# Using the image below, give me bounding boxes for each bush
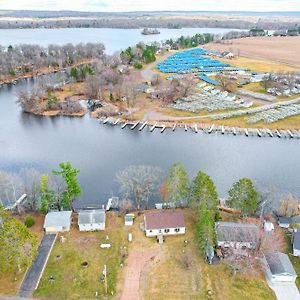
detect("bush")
[24,215,35,228]
[133,62,143,69]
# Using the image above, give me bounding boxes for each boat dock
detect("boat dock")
[208,124,215,134]
[221,126,225,134]
[150,122,158,132]
[194,124,198,133]
[161,125,166,133]
[130,121,140,130]
[139,121,147,131]
[113,118,120,126]
[275,130,282,138]
[121,122,128,129]
[256,129,262,137]
[172,124,177,131]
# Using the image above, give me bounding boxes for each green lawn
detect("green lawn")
[35,213,128,300]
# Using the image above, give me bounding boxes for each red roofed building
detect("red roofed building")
[144,211,185,237]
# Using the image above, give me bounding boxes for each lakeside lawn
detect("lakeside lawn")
[140,209,275,300]
[34,213,128,300]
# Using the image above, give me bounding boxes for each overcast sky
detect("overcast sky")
[0,0,299,12]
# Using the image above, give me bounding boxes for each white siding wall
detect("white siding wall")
[45,226,65,233]
[271,274,296,283]
[79,223,105,231]
[145,227,185,237]
[278,223,290,229]
[293,248,300,257]
[125,221,133,226]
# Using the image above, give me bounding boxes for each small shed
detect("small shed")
[44,211,72,233]
[264,221,275,233]
[293,231,300,257]
[278,216,292,229]
[78,209,106,231]
[144,211,185,237]
[124,214,134,226]
[264,252,297,282]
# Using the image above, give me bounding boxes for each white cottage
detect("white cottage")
[278,216,292,229]
[44,211,72,233]
[144,211,185,237]
[124,214,134,226]
[78,209,106,231]
[215,222,259,249]
[264,252,297,283]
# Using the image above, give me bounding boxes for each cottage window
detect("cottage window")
[175,228,180,232]
[164,229,170,233]
[150,230,152,233]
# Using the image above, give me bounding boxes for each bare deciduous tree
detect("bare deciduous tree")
[116,165,162,209]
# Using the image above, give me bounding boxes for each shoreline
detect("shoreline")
[100,117,300,139]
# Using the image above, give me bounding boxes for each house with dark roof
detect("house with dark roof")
[293,231,300,257]
[278,216,292,229]
[264,252,297,282]
[78,209,106,231]
[215,222,259,249]
[144,211,185,237]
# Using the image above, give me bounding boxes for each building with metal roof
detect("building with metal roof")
[264,252,297,282]
[293,231,300,257]
[78,209,106,231]
[44,211,72,233]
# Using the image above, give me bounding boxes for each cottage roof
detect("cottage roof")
[294,231,300,251]
[292,215,300,224]
[278,216,292,224]
[264,252,296,276]
[44,211,72,228]
[78,209,105,225]
[215,222,259,243]
[144,211,185,230]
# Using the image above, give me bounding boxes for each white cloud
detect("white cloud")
[0,0,299,12]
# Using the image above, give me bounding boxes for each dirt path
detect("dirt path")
[120,248,158,300]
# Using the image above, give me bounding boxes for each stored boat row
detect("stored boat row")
[99,118,300,139]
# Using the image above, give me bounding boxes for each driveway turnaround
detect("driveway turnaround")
[267,280,300,300]
[19,234,57,298]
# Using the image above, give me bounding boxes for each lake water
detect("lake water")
[0,27,239,54]
[0,28,299,208]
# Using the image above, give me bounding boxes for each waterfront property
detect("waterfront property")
[124,214,134,226]
[43,211,72,233]
[264,252,297,283]
[143,211,185,237]
[78,209,106,231]
[215,222,259,249]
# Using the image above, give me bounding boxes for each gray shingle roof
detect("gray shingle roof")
[44,211,72,228]
[294,231,300,251]
[215,222,259,243]
[78,209,105,225]
[278,216,292,224]
[292,215,300,224]
[265,252,296,276]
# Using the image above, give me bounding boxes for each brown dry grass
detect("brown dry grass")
[203,36,300,69]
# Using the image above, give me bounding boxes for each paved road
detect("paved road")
[18,234,56,298]
[267,279,300,300]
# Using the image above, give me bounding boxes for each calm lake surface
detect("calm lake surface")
[0,27,239,54]
[0,28,299,207]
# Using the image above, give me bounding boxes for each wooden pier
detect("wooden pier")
[121,122,128,129]
[113,118,120,126]
[150,122,158,132]
[161,125,166,133]
[208,124,215,134]
[139,121,147,131]
[172,124,177,132]
[130,121,140,130]
[103,118,110,124]
[245,128,249,137]
[184,124,188,132]
[232,127,237,136]
[275,130,281,138]
[194,124,198,133]
[256,129,262,137]
[287,130,294,138]
[221,126,225,134]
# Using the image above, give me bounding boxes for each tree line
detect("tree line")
[0,43,105,80]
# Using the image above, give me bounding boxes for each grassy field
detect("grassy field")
[218,56,298,73]
[35,213,128,300]
[140,209,275,300]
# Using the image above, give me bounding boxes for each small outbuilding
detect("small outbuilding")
[264,252,297,283]
[124,214,134,226]
[293,231,300,257]
[144,211,185,237]
[264,221,275,233]
[78,209,106,231]
[278,216,292,229]
[44,211,72,233]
